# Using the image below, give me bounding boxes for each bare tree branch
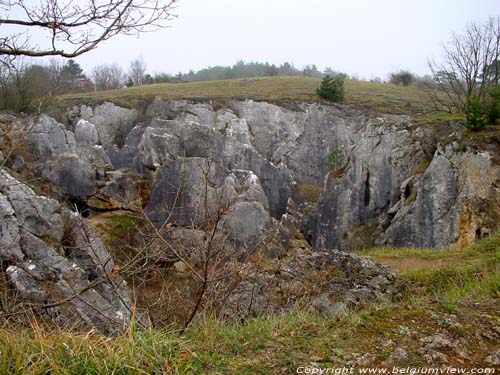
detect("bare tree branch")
[0,0,178,59]
[428,16,500,113]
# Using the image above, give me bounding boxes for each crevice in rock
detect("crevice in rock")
[364,171,370,207]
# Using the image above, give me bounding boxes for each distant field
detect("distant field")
[56,76,438,115]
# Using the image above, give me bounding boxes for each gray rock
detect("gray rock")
[135,125,182,169]
[45,154,96,200]
[415,154,459,247]
[107,125,144,169]
[75,119,99,147]
[222,249,397,318]
[386,348,408,364]
[311,116,424,251]
[145,157,224,225]
[6,265,47,302]
[0,192,23,261]
[223,137,292,218]
[221,170,269,209]
[222,201,270,243]
[0,169,132,333]
[419,334,456,351]
[79,102,137,149]
[88,171,145,211]
[1,169,64,240]
[25,115,76,160]
[382,152,459,247]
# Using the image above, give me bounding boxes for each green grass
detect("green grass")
[1,234,499,373]
[53,76,444,116]
[358,232,500,303]
[108,214,136,242]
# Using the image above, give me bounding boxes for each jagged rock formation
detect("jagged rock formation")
[8,99,499,251]
[1,98,499,328]
[0,169,131,333]
[4,99,499,251]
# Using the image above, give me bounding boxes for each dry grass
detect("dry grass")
[54,76,441,116]
[0,234,498,373]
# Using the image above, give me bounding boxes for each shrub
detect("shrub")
[465,96,486,131]
[327,145,343,170]
[486,86,500,124]
[389,70,415,86]
[316,75,344,102]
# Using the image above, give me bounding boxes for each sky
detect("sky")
[13,0,500,79]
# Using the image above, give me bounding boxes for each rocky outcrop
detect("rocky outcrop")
[2,96,499,331]
[63,99,500,251]
[222,246,398,318]
[381,144,500,248]
[6,99,500,255]
[145,158,272,243]
[68,102,138,148]
[46,153,97,200]
[0,169,131,333]
[145,157,223,225]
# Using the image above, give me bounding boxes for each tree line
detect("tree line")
[1,14,499,131]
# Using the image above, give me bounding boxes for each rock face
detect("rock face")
[4,100,498,254]
[1,97,499,329]
[69,102,138,148]
[381,145,500,248]
[0,169,131,333]
[61,99,499,251]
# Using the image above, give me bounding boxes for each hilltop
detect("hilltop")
[55,76,443,117]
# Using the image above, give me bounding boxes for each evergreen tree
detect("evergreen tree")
[316,75,345,102]
[63,59,84,78]
[465,96,486,131]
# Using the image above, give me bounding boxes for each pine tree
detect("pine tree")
[316,75,345,102]
[465,96,486,131]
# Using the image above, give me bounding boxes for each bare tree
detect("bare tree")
[129,58,147,86]
[93,63,125,90]
[0,0,177,60]
[428,16,500,112]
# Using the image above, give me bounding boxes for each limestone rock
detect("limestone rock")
[45,154,96,200]
[78,102,137,149]
[74,119,99,147]
[0,169,132,333]
[145,157,224,225]
[222,249,397,318]
[25,114,76,160]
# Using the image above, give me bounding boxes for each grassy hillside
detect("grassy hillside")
[1,233,498,374]
[55,76,442,116]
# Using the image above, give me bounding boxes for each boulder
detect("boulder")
[45,154,96,200]
[74,119,99,147]
[25,115,76,160]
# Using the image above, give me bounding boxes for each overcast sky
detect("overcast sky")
[73,0,499,79]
